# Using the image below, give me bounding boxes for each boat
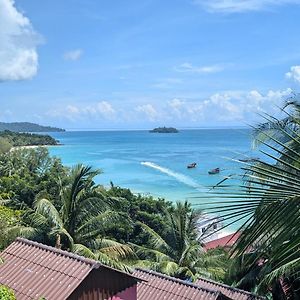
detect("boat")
[208,167,220,175]
[187,162,197,169]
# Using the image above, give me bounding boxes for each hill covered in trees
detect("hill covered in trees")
[0,122,65,132]
[0,131,59,153]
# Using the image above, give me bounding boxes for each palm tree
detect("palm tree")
[12,164,133,271]
[132,201,227,281]
[202,101,300,297]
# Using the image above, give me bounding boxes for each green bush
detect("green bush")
[0,285,16,300]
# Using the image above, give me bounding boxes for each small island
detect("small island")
[149,127,179,133]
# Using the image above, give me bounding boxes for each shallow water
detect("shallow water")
[48,129,256,203]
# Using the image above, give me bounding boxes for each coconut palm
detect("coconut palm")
[202,103,300,297]
[11,164,133,271]
[132,201,227,281]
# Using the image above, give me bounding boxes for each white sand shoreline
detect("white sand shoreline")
[11,144,62,151]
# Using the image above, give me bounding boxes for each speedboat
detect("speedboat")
[208,167,220,175]
[187,162,197,169]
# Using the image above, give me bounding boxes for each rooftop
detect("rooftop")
[0,238,139,300]
[204,232,241,250]
[196,277,264,300]
[133,268,231,300]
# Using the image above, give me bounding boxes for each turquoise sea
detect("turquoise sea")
[48,129,256,204]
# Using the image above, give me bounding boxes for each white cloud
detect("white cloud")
[0,0,40,81]
[194,0,300,13]
[286,65,300,83]
[95,101,116,119]
[46,89,292,125]
[175,62,224,73]
[49,101,116,122]
[63,49,83,61]
[136,104,159,121]
[166,88,292,123]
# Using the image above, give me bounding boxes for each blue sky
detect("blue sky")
[1,0,300,129]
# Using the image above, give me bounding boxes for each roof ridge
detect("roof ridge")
[141,281,225,300]
[135,268,225,296]
[196,276,264,299]
[15,237,100,268]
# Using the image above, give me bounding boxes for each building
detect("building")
[0,238,140,300]
[0,238,263,300]
[204,232,241,251]
[132,269,263,300]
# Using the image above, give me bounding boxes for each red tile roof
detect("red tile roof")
[133,268,231,300]
[196,277,264,300]
[204,232,241,250]
[0,238,140,300]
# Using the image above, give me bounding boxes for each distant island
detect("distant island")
[149,127,179,133]
[0,131,59,148]
[0,122,65,132]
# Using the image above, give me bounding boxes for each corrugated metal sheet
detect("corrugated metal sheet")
[133,268,230,300]
[196,277,264,300]
[68,268,138,300]
[204,232,241,250]
[0,238,140,300]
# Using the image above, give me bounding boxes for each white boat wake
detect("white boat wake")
[141,161,205,191]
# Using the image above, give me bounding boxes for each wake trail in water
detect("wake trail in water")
[141,161,206,192]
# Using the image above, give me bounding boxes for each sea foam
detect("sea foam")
[141,161,204,191]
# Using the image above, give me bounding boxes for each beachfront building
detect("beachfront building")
[0,238,263,300]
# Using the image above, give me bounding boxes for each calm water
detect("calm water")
[48,129,256,204]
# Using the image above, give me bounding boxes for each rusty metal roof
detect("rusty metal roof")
[204,232,241,250]
[195,277,264,300]
[0,238,140,300]
[133,268,231,300]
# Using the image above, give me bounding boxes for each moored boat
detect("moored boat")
[208,167,220,174]
[187,162,197,169]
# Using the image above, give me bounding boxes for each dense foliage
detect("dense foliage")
[0,285,16,300]
[0,122,64,132]
[0,147,213,276]
[204,97,300,298]
[0,131,59,147]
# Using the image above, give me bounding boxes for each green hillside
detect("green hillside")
[0,122,65,132]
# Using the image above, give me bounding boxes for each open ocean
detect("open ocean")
[48,129,257,205]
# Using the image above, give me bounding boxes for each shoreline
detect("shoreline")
[11,144,62,151]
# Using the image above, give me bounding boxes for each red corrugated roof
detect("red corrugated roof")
[195,277,264,300]
[204,232,241,250]
[133,268,231,300]
[0,238,140,300]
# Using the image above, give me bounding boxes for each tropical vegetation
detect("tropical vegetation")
[203,97,300,298]
[0,122,64,132]
[0,130,59,149]
[0,285,16,300]
[131,200,227,281]
[0,146,222,277]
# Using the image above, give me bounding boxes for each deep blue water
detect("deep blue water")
[48,129,257,204]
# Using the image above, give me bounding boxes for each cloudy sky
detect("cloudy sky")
[1,0,300,129]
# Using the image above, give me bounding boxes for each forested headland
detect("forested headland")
[0,122,65,132]
[0,131,59,154]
